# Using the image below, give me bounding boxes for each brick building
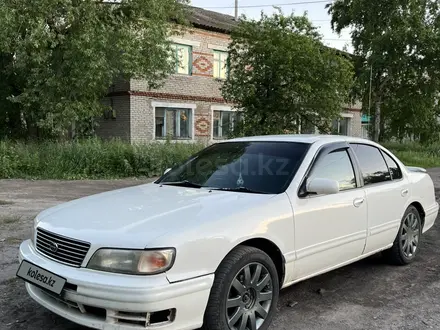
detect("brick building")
[96,7,363,144]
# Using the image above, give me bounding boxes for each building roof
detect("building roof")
[186,7,354,59]
[188,7,238,34]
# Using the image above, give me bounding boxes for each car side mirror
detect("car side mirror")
[163,168,172,175]
[306,178,339,195]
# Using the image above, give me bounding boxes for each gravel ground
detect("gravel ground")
[1,170,439,330]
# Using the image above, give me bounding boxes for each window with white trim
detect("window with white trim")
[213,50,228,79]
[155,107,192,139]
[171,44,192,75]
[332,117,351,136]
[213,110,242,139]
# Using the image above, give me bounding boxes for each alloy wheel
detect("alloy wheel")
[226,262,273,330]
[400,212,420,258]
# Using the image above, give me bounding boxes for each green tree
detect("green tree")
[0,0,187,138]
[0,53,24,138]
[328,0,440,142]
[222,10,355,137]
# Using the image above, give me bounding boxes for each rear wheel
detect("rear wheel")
[203,246,279,330]
[383,206,422,265]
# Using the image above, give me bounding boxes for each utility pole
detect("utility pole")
[235,0,239,21]
[368,64,373,139]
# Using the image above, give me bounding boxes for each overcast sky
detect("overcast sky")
[190,0,353,52]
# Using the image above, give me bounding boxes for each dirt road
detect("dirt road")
[1,170,440,330]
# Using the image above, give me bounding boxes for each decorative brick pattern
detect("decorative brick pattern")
[193,54,213,75]
[195,115,211,137]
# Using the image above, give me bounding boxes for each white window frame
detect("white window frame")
[152,101,196,141]
[170,43,192,75]
[211,105,240,140]
[341,112,354,118]
[213,50,229,79]
[333,113,353,136]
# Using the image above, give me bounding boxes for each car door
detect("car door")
[350,143,410,254]
[290,143,368,279]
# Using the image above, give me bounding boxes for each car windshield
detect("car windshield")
[156,141,310,194]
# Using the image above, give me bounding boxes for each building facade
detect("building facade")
[96,7,363,144]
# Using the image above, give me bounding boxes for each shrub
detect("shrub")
[383,142,440,168]
[1,139,439,180]
[0,139,205,179]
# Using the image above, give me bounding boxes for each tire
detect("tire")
[383,205,422,265]
[202,246,280,330]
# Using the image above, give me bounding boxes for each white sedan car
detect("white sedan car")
[17,135,438,330]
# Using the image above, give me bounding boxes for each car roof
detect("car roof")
[228,134,380,147]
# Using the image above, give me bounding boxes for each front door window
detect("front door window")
[308,150,357,191]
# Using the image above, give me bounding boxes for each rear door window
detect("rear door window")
[350,144,392,186]
[382,152,403,180]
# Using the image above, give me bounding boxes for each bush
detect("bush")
[1,139,439,180]
[383,142,440,168]
[0,139,205,179]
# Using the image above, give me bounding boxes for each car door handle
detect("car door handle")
[401,189,409,197]
[353,198,365,208]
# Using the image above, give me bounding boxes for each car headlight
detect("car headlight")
[87,248,175,275]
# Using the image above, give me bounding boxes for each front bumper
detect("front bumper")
[19,240,214,330]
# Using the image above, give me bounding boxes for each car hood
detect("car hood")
[36,183,275,248]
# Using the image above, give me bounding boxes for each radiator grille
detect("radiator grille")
[36,228,90,267]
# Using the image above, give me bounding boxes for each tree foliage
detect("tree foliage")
[0,0,187,138]
[328,0,440,142]
[221,10,355,137]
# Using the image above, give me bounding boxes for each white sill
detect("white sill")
[155,137,192,140]
[154,138,196,144]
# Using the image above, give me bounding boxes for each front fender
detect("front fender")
[154,193,295,283]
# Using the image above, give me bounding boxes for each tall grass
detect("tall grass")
[383,142,440,168]
[0,139,205,179]
[1,139,439,180]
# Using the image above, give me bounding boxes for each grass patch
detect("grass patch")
[0,139,438,179]
[0,200,14,205]
[0,138,205,179]
[382,142,440,168]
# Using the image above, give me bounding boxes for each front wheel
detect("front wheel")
[203,246,279,330]
[383,205,422,265]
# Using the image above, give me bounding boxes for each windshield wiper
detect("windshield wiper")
[210,187,268,194]
[160,180,204,189]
